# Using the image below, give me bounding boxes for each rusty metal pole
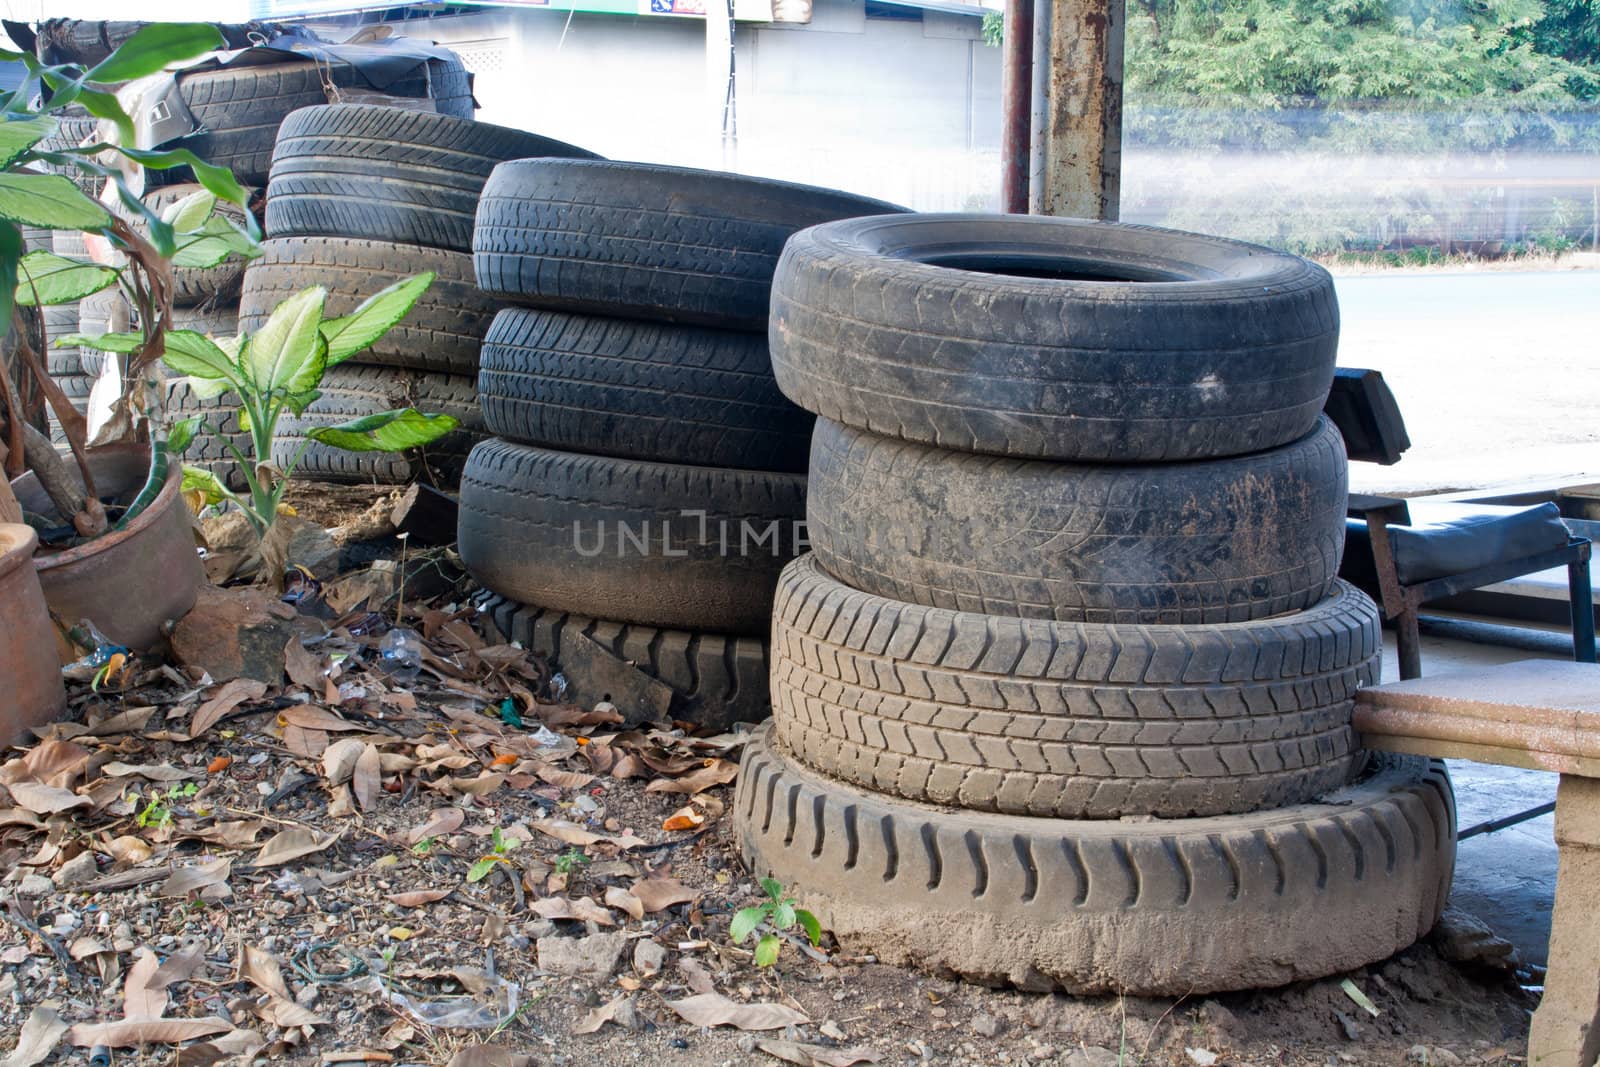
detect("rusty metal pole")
[1041,0,1125,220]
[999,0,1034,214]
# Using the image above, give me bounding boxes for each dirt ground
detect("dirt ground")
[0,487,1544,1067]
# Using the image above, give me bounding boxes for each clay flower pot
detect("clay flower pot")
[0,523,68,745]
[12,444,203,650]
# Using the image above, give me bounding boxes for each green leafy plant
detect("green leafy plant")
[730,877,821,968]
[552,848,589,876]
[466,826,521,883]
[135,782,199,829]
[0,24,259,540]
[75,273,459,539]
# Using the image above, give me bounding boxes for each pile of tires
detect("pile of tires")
[237,104,603,487]
[735,213,1457,995]
[462,159,904,729]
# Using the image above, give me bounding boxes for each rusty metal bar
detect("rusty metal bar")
[1040,0,1125,220]
[1000,0,1033,214]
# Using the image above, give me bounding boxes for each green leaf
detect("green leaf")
[171,215,259,270]
[0,224,19,343]
[0,116,57,170]
[754,934,781,968]
[771,902,796,931]
[729,906,764,944]
[319,272,434,367]
[84,23,225,85]
[795,908,821,947]
[167,416,201,456]
[760,877,784,902]
[162,330,242,386]
[181,465,229,508]
[162,188,216,232]
[466,857,501,883]
[60,85,134,148]
[185,374,234,401]
[58,330,142,353]
[306,409,459,453]
[0,173,111,230]
[280,389,320,417]
[243,286,325,394]
[15,250,118,306]
[113,146,254,223]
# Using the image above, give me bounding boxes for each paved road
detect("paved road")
[1334,269,1600,494]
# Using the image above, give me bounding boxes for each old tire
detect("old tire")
[485,595,770,731]
[458,438,806,634]
[770,213,1340,462]
[770,555,1375,819]
[478,308,814,473]
[74,288,130,377]
[155,57,471,187]
[271,365,483,486]
[239,238,495,376]
[168,377,253,491]
[808,416,1348,625]
[266,104,598,253]
[38,107,101,197]
[473,159,906,330]
[139,185,255,307]
[737,727,1455,995]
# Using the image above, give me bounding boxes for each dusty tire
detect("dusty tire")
[74,288,131,377]
[266,104,598,253]
[484,595,770,731]
[272,365,483,486]
[138,185,255,307]
[37,107,101,197]
[473,159,906,330]
[808,416,1348,625]
[770,555,1375,819]
[478,308,814,473]
[770,213,1340,462]
[458,439,806,634]
[737,727,1455,995]
[239,238,495,376]
[168,377,253,491]
[155,58,470,187]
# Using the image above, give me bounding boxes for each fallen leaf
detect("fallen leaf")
[280,706,365,733]
[644,759,739,795]
[237,944,328,1028]
[444,1047,531,1067]
[254,827,342,868]
[101,762,198,783]
[4,782,90,814]
[573,995,636,1035]
[104,835,153,863]
[282,724,328,758]
[322,739,366,784]
[405,808,464,845]
[529,897,615,925]
[530,819,644,850]
[207,756,232,774]
[284,638,324,690]
[82,706,157,737]
[678,958,716,995]
[0,1006,69,1067]
[190,680,269,737]
[604,886,644,921]
[661,806,705,832]
[533,764,594,790]
[757,1040,880,1067]
[387,889,452,908]
[353,744,382,812]
[664,993,808,1031]
[66,1018,232,1047]
[158,857,232,899]
[0,739,91,788]
[632,875,700,913]
[148,947,204,991]
[122,952,168,1020]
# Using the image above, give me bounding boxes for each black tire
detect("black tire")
[736,727,1455,995]
[238,237,495,376]
[168,377,253,491]
[155,57,471,187]
[266,104,598,253]
[271,365,483,486]
[478,308,814,473]
[458,438,807,634]
[770,555,1376,819]
[74,288,130,377]
[808,416,1348,625]
[484,595,770,731]
[138,185,255,307]
[473,159,907,330]
[171,302,240,338]
[770,213,1340,462]
[42,303,81,373]
[37,107,100,197]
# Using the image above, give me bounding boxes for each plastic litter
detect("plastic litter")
[61,619,131,684]
[377,627,423,683]
[548,672,570,703]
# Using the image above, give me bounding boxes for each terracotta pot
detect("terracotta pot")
[0,523,68,744]
[12,445,203,650]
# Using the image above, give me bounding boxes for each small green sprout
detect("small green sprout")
[466,826,521,883]
[731,878,821,967]
[136,782,199,828]
[552,848,589,876]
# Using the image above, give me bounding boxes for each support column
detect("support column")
[1039,0,1124,220]
[1528,773,1600,1067]
[1000,0,1034,214]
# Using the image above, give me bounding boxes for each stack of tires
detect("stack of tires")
[462,160,904,729]
[242,104,598,486]
[735,214,1458,995]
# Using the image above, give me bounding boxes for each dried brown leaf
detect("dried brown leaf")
[444,1047,531,1067]
[405,808,465,846]
[533,764,594,790]
[0,738,91,788]
[756,1040,880,1067]
[158,857,232,899]
[643,758,739,795]
[283,638,324,690]
[631,876,700,913]
[254,827,342,868]
[282,725,329,758]
[66,1018,231,1047]
[353,744,382,812]
[387,889,452,908]
[122,951,168,1020]
[101,762,197,783]
[4,782,89,814]
[529,896,615,925]
[82,706,158,738]
[280,706,364,732]
[661,805,704,832]
[663,993,808,1031]
[678,957,716,995]
[0,1006,69,1067]
[573,996,635,1036]
[321,738,366,785]
[189,680,268,738]
[148,947,204,991]
[529,819,644,850]
[603,886,644,921]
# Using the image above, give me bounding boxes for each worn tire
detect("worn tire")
[266,104,598,252]
[272,365,483,486]
[74,288,131,377]
[155,57,470,187]
[809,416,1348,625]
[458,439,806,634]
[37,107,101,197]
[771,555,1375,818]
[138,185,255,307]
[770,214,1340,462]
[484,595,770,731]
[168,377,253,491]
[239,238,494,376]
[478,308,814,473]
[473,159,906,330]
[737,727,1455,995]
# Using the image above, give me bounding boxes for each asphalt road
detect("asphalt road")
[1334,269,1600,494]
